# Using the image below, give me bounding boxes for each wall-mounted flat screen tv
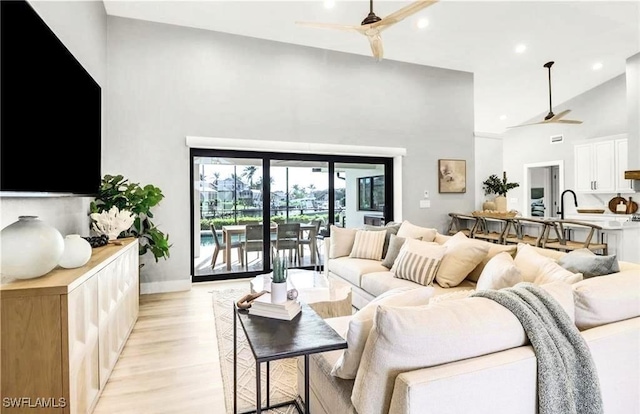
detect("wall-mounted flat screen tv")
[1,0,102,196]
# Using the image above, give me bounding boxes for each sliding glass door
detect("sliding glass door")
[191,150,393,282]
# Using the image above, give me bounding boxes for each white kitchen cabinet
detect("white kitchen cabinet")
[574,139,618,193]
[615,139,634,192]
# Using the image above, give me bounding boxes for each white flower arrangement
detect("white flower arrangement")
[90,206,135,240]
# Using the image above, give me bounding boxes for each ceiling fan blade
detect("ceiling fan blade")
[373,0,438,30]
[550,109,571,121]
[554,119,583,124]
[367,33,384,60]
[295,21,362,32]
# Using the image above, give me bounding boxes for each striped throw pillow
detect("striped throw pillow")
[391,239,447,286]
[349,229,387,260]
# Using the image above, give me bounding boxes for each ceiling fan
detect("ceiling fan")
[508,61,583,128]
[295,0,439,61]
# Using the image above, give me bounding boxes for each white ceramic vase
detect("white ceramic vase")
[0,216,64,279]
[271,281,288,304]
[58,235,92,269]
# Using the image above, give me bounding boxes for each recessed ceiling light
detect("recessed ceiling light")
[500,115,507,121]
[416,18,429,29]
[323,0,335,9]
[592,62,603,71]
[515,44,526,54]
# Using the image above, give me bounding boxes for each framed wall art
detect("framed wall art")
[438,159,466,193]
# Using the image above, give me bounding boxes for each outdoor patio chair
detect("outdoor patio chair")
[244,224,264,270]
[299,219,322,263]
[210,224,244,267]
[272,222,301,265]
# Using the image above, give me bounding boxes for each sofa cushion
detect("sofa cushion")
[557,248,620,278]
[328,257,388,287]
[329,225,357,259]
[298,316,356,414]
[467,243,517,282]
[436,232,490,287]
[572,270,640,330]
[396,220,437,242]
[381,234,408,269]
[352,297,527,414]
[349,229,386,261]
[362,271,476,298]
[391,239,446,286]
[476,251,523,291]
[351,282,576,414]
[331,287,434,379]
[514,243,583,285]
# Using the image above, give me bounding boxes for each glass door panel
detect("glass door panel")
[270,160,328,269]
[193,156,264,277]
[335,162,386,228]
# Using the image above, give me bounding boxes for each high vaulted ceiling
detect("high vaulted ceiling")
[103,1,640,135]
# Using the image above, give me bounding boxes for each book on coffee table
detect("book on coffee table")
[249,293,301,320]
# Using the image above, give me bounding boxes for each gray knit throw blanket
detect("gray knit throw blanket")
[472,283,603,414]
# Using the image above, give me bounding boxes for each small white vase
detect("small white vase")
[59,235,92,269]
[0,216,64,279]
[271,281,288,304]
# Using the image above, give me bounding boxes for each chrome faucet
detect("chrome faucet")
[558,189,578,220]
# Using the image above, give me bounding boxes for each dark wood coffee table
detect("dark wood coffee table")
[233,301,347,414]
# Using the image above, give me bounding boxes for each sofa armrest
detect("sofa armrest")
[389,347,537,414]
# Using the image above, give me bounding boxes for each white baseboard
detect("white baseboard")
[140,279,191,295]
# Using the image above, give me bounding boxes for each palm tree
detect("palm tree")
[212,172,220,189]
[307,183,316,196]
[242,166,257,188]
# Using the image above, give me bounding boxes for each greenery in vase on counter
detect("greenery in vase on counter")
[90,174,171,262]
[482,172,520,196]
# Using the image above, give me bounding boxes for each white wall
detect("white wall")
[0,1,107,236]
[474,134,503,209]
[107,16,475,292]
[502,74,630,215]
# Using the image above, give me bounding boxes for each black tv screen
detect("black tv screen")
[1,0,101,196]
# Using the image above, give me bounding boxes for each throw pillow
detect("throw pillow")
[363,223,401,258]
[329,225,357,259]
[349,229,387,260]
[391,239,446,286]
[557,248,620,278]
[467,243,517,282]
[476,251,523,290]
[434,232,452,244]
[514,243,583,285]
[381,234,409,269]
[435,232,490,287]
[396,220,437,242]
[331,286,434,379]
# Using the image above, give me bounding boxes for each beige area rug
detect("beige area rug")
[212,288,299,414]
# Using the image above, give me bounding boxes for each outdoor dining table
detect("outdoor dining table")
[222,223,318,270]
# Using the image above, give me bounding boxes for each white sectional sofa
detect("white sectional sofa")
[301,222,640,414]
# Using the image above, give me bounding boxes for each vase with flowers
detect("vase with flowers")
[482,172,520,212]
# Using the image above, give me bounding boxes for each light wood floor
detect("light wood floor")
[93,279,252,414]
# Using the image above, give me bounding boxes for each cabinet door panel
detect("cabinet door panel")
[574,144,593,192]
[593,141,615,192]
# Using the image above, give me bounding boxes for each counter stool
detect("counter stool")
[543,220,608,255]
[446,213,477,237]
[503,217,554,247]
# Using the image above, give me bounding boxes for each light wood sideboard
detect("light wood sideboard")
[1,238,139,413]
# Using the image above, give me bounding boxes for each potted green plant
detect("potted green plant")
[271,255,288,304]
[89,174,171,264]
[482,172,520,212]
